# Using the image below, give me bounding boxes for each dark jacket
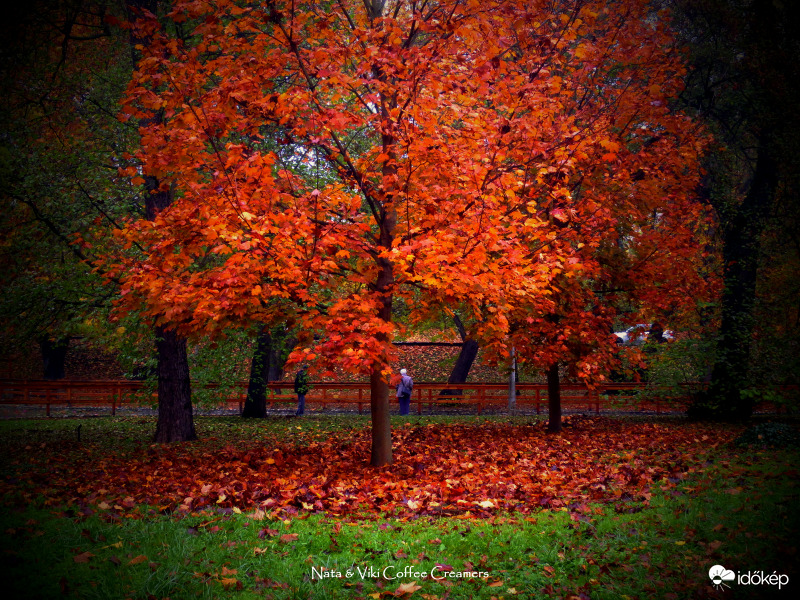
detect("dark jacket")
[294,370,310,395]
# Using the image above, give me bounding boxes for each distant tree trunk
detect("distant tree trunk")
[441,314,479,396]
[690,137,777,420]
[508,346,516,412]
[40,337,69,380]
[547,362,562,433]
[153,326,196,442]
[242,326,293,418]
[242,329,271,418]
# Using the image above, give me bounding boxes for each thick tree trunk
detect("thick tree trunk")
[40,337,69,380]
[690,137,777,420]
[146,172,195,441]
[153,326,196,442]
[124,0,196,441]
[547,362,562,433]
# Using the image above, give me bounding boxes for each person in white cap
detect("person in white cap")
[396,368,413,416]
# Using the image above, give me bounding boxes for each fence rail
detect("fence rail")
[0,379,794,417]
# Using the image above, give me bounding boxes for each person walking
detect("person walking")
[396,368,413,416]
[294,366,310,416]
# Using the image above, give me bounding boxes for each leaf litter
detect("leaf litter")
[0,417,741,519]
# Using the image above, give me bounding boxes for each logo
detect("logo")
[708,565,790,591]
[709,565,735,590]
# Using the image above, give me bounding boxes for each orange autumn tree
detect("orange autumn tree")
[110,0,708,465]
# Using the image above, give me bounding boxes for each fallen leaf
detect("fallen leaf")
[395,581,422,595]
[73,552,93,563]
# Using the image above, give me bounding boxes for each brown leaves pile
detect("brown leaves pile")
[3,418,738,518]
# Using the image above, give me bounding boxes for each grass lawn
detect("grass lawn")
[0,414,798,599]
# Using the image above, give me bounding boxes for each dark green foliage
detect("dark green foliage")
[734,422,800,449]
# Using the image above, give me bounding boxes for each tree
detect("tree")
[242,324,294,418]
[0,0,202,442]
[675,0,800,419]
[0,0,135,375]
[109,0,708,464]
[440,314,479,396]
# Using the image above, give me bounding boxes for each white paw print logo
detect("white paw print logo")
[709,564,735,590]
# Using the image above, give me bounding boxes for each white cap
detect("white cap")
[400,369,407,375]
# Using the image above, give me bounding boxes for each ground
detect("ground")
[0,414,798,599]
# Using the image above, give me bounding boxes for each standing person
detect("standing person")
[294,366,309,416]
[396,368,413,416]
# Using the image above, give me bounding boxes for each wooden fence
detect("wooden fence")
[0,379,794,417]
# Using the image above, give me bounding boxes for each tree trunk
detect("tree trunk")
[690,136,777,420]
[125,0,196,441]
[143,159,197,440]
[370,366,392,466]
[369,235,395,465]
[441,314,479,396]
[241,326,293,418]
[242,328,272,418]
[40,337,69,380]
[445,340,479,386]
[547,362,562,433]
[153,326,196,442]
[508,347,517,412]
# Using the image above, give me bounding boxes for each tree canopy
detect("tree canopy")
[103,0,711,463]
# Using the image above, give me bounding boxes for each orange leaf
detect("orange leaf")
[394,581,422,595]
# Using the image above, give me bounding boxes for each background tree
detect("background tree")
[0,0,136,377]
[675,0,800,419]
[241,324,295,418]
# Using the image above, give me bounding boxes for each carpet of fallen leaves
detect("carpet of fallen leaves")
[2,417,741,519]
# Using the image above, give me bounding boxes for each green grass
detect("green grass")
[1,416,798,599]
